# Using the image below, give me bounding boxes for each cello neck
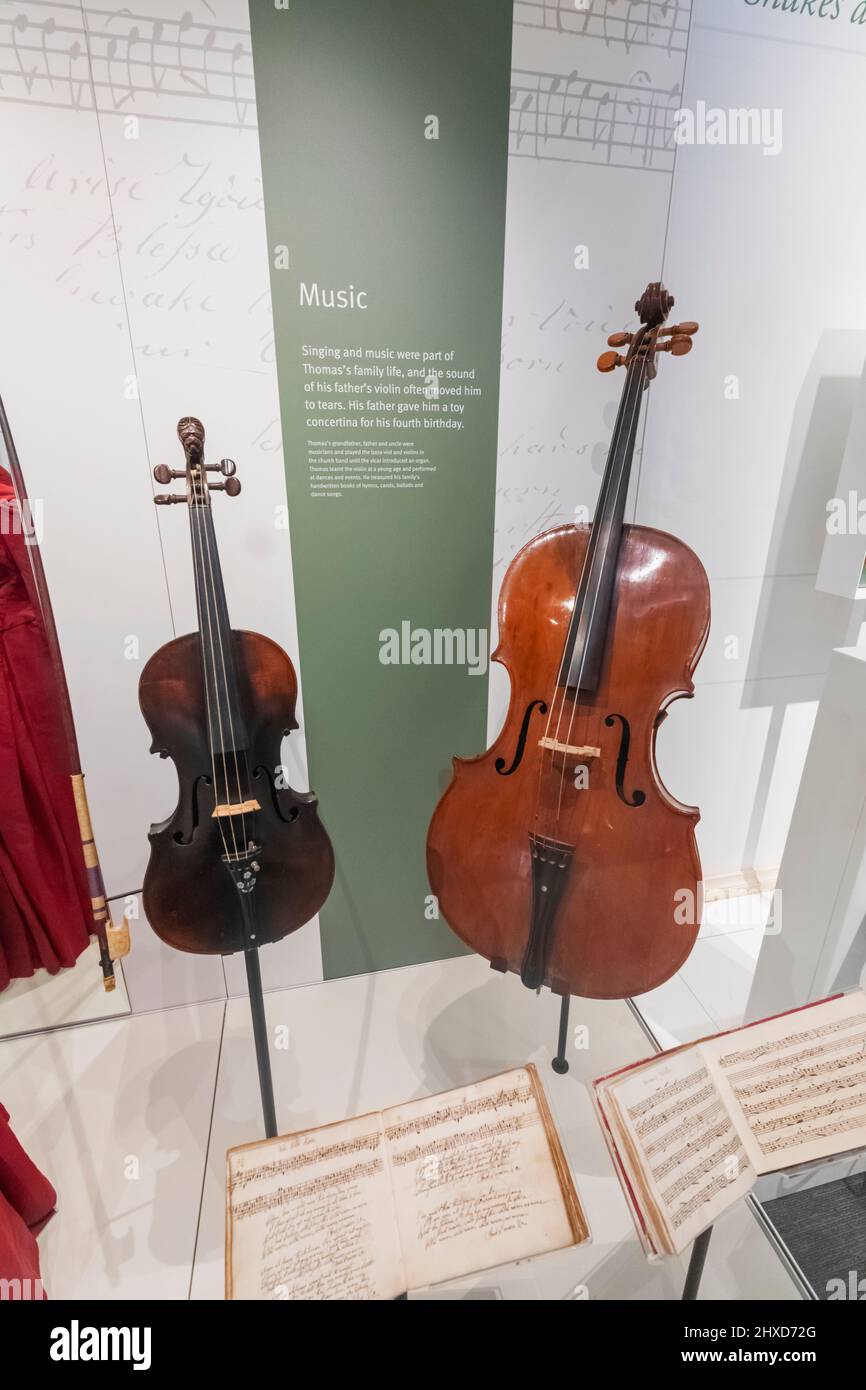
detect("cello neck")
[560,338,650,693]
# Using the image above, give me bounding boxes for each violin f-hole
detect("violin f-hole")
[254,764,301,825]
[604,714,646,808]
[173,773,212,845]
[495,699,548,776]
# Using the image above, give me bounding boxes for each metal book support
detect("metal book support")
[551,993,712,1300]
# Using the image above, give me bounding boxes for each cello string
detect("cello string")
[534,336,649,835]
[537,335,646,774]
[556,347,650,822]
[189,471,242,865]
[196,470,252,858]
[531,338,643,830]
[550,348,647,756]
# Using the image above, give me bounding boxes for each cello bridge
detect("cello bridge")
[538,737,600,758]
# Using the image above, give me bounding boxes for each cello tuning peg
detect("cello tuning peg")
[154,493,188,506]
[657,335,693,357]
[153,465,185,484]
[597,350,626,373]
[661,321,699,337]
[606,331,632,348]
[209,476,241,497]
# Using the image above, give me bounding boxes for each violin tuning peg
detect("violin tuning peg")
[597,350,626,373]
[219,458,237,478]
[607,331,632,348]
[153,465,185,484]
[661,321,699,337]
[154,493,187,506]
[209,476,241,497]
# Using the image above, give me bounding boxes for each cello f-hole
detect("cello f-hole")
[604,713,646,808]
[495,699,548,776]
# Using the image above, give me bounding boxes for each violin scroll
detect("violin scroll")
[153,418,242,504]
[177,415,205,463]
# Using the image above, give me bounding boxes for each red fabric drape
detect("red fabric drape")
[0,467,93,990]
[0,1102,55,1297]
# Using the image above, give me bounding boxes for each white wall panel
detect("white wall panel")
[0,0,322,1014]
[3,0,866,1020]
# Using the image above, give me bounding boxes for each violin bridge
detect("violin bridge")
[538,737,601,758]
[212,798,261,819]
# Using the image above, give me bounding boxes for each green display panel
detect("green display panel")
[250,0,512,977]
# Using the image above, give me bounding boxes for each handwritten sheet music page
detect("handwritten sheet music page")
[701,990,866,1174]
[383,1066,586,1290]
[599,1048,755,1256]
[226,1112,404,1300]
[227,1066,586,1298]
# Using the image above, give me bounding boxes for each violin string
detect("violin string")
[200,471,258,863]
[533,335,648,836]
[200,508,256,860]
[553,349,649,823]
[195,467,252,861]
[190,474,244,865]
[188,474,237,866]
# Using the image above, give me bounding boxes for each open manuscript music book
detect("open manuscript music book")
[226,1065,588,1299]
[594,989,866,1256]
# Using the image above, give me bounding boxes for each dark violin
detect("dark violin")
[427,285,709,1000]
[140,417,334,956]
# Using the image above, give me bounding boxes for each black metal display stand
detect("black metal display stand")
[234,879,278,1140]
[549,993,712,1298]
[244,945,278,1139]
[682,1226,712,1300]
[552,994,571,1073]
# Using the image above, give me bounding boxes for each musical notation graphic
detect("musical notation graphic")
[0,2,256,129]
[510,67,682,172]
[514,0,690,57]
